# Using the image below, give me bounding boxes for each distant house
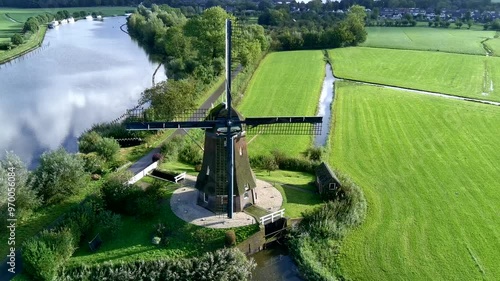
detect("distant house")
[315,162,343,200]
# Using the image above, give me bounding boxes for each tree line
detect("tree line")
[126,4,268,120]
[259,5,367,51]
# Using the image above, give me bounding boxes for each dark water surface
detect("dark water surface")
[0,17,165,167]
[251,243,304,281]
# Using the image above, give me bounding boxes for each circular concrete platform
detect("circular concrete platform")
[170,175,283,229]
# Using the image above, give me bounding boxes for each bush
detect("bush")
[58,248,255,281]
[225,230,237,247]
[178,143,203,165]
[0,152,41,221]
[31,148,87,205]
[79,152,108,174]
[0,42,12,50]
[23,228,76,281]
[101,172,141,216]
[11,34,23,45]
[95,137,120,161]
[160,135,183,162]
[78,131,102,154]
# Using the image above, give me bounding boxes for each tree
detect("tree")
[31,148,87,205]
[184,7,234,61]
[11,34,23,45]
[0,152,41,221]
[345,5,367,45]
[140,79,197,122]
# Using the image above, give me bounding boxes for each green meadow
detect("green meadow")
[330,47,500,101]
[331,82,500,280]
[362,27,496,55]
[239,50,325,157]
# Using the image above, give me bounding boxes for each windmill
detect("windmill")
[125,20,322,219]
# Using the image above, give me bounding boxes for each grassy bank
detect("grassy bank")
[361,27,496,55]
[331,81,500,280]
[239,50,325,157]
[330,47,500,102]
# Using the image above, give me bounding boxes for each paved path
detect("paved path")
[128,67,241,175]
[170,175,282,228]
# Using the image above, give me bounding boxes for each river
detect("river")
[0,17,166,168]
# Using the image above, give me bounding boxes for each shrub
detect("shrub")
[160,135,183,162]
[58,248,255,281]
[78,131,102,154]
[0,42,12,50]
[95,137,120,161]
[0,152,41,221]
[101,172,141,216]
[31,148,87,205]
[304,147,323,161]
[79,152,108,174]
[225,230,237,247]
[23,228,76,281]
[178,143,203,165]
[11,34,23,45]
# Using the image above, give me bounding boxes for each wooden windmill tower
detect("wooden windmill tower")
[125,20,323,218]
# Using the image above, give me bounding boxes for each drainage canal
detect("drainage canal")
[315,63,335,147]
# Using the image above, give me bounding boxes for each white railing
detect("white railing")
[174,172,186,183]
[260,209,285,225]
[128,161,158,184]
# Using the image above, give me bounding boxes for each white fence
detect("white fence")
[128,161,158,184]
[260,209,285,225]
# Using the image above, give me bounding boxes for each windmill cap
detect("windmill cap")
[206,103,244,121]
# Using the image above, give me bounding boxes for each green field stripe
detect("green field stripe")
[330,47,500,102]
[332,82,500,280]
[239,50,325,156]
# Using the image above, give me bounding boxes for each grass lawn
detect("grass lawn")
[331,82,500,280]
[274,184,323,218]
[239,50,325,157]
[0,13,22,43]
[69,181,259,266]
[362,27,496,55]
[330,47,500,102]
[485,36,500,56]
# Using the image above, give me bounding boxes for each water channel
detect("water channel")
[0,17,166,168]
[315,63,335,147]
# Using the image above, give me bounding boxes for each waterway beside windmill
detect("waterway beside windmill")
[315,63,335,147]
[0,16,166,168]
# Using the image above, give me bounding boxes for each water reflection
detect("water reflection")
[0,17,166,168]
[315,63,335,147]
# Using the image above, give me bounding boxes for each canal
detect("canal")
[0,17,166,168]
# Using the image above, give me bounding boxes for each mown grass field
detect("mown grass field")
[331,82,500,280]
[239,50,325,157]
[330,47,500,102]
[361,27,496,55]
[485,36,500,55]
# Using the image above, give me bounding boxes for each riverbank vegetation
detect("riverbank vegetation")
[330,47,500,102]
[332,81,500,280]
[288,170,366,280]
